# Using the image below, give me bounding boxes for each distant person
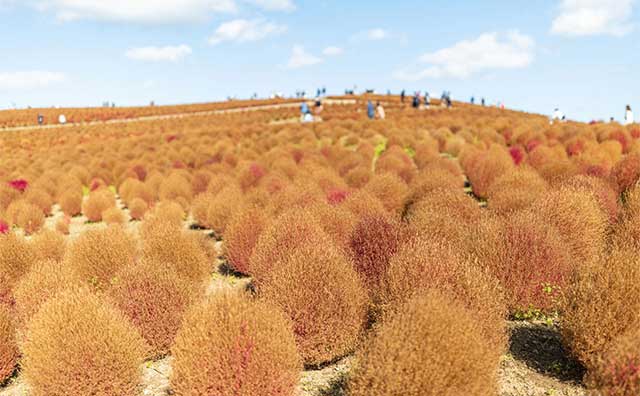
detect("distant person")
[424,92,431,108]
[412,93,420,109]
[625,105,634,125]
[314,99,323,115]
[481,97,486,106]
[400,89,406,103]
[610,117,616,123]
[37,114,44,125]
[302,112,314,123]
[471,96,475,105]
[301,101,309,116]
[376,102,386,119]
[58,114,67,125]
[367,101,375,119]
[551,108,565,123]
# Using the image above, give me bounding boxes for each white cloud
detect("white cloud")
[244,0,295,11]
[16,0,295,23]
[125,45,192,62]
[551,0,635,37]
[322,46,344,56]
[0,71,66,90]
[351,28,390,42]
[393,31,535,81]
[209,19,287,45]
[286,45,322,69]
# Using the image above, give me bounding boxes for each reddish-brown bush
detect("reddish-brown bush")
[307,202,357,253]
[348,290,498,396]
[128,197,148,220]
[487,167,549,214]
[140,218,211,285]
[223,208,268,275]
[563,175,620,224]
[610,153,640,194]
[31,229,66,262]
[363,172,409,217]
[65,225,136,289]
[171,291,301,396]
[465,144,514,198]
[13,259,80,330]
[561,246,640,370]
[108,260,193,357]
[0,305,18,384]
[384,237,507,348]
[259,243,367,366]
[21,288,147,396]
[588,327,640,396]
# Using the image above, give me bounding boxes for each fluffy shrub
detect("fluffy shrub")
[307,202,357,253]
[588,328,640,396]
[0,232,35,287]
[171,291,301,396]
[65,225,136,288]
[128,197,148,220]
[249,209,333,286]
[140,218,211,285]
[530,187,608,267]
[341,189,388,219]
[223,208,268,275]
[24,187,53,216]
[384,237,507,348]
[102,206,127,225]
[348,291,498,396]
[610,153,640,194]
[407,167,464,205]
[107,260,193,357]
[471,212,572,313]
[486,167,549,214]
[0,305,18,384]
[259,243,368,366]
[55,216,70,235]
[561,246,640,370]
[82,189,116,222]
[206,185,245,234]
[13,259,80,330]
[31,229,66,262]
[6,200,45,235]
[158,173,193,207]
[563,175,620,224]
[363,172,409,217]
[59,190,83,217]
[21,289,147,396]
[465,144,514,198]
[349,213,405,303]
[147,200,184,226]
[344,166,372,188]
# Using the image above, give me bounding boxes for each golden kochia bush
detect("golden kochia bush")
[348,291,499,396]
[107,260,193,358]
[0,305,18,384]
[13,259,80,330]
[140,218,211,285]
[0,232,35,287]
[588,327,640,396]
[206,185,245,235]
[530,187,608,267]
[407,167,465,205]
[561,246,640,371]
[464,144,515,198]
[562,175,620,225]
[171,292,301,396]
[6,200,45,235]
[82,189,116,222]
[470,212,572,314]
[31,229,66,262]
[224,208,268,275]
[65,225,136,288]
[21,289,147,396]
[363,172,409,217]
[128,197,148,220]
[59,190,83,217]
[383,237,507,349]
[249,210,333,286]
[102,206,127,225]
[486,167,549,214]
[259,243,368,366]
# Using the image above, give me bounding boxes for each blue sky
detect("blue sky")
[0,0,637,121]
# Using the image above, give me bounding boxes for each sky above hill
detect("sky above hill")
[0,0,638,121]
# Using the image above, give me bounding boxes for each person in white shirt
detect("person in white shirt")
[376,102,386,120]
[625,105,634,125]
[58,114,67,125]
[551,108,565,124]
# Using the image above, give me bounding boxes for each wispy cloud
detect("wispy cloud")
[0,71,66,89]
[209,19,287,45]
[286,45,322,69]
[351,28,391,42]
[125,45,192,62]
[551,0,635,37]
[322,46,344,56]
[394,31,535,81]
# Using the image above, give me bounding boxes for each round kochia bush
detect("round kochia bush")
[259,243,368,366]
[107,260,193,357]
[588,327,640,396]
[21,288,147,396]
[348,290,498,396]
[171,291,301,396]
[65,225,136,289]
[224,207,268,275]
[0,305,18,384]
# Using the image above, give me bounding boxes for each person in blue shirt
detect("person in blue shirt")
[301,102,309,115]
[367,101,375,119]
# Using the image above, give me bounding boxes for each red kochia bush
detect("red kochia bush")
[21,289,147,396]
[348,291,498,396]
[171,292,301,396]
[224,208,268,275]
[610,153,640,194]
[0,305,18,384]
[588,328,640,396]
[260,243,368,366]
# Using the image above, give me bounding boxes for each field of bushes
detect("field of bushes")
[1,96,640,395]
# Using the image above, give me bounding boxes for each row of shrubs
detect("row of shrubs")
[1,99,640,394]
